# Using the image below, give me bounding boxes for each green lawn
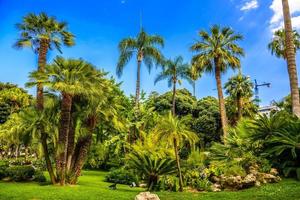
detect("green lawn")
[0,171,300,200]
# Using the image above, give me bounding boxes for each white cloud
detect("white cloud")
[270,0,300,31]
[241,0,259,11]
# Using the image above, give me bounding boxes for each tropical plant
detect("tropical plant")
[191,25,244,139]
[27,56,104,185]
[15,12,75,184]
[154,112,198,192]
[268,29,300,59]
[155,56,191,115]
[127,150,177,191]
[224,73,254,122]
[186,64,201,97]
[278,0,300,117]
[116,28,164,107]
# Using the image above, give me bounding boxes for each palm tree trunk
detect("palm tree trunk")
[135,59,142,107]
[193,81,196,97]
[41,132,56,184]
[282,0,300,117]
[66,117,75,172]
[172,80,176,116]
[69,116,96,184]
[56,92,72,186]
[24,146,28,162]
[174,138,184,192]
[214,60,228,140]
[37,39,57,184]
[237,92,242,121]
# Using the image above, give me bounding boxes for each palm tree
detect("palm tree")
[190,25,244,139]
[117,29,164,107]
[15,12,75,184]
[154,112,198,192]
[27,56,100,185]
[268,28,300,117]
[268,29,300,59]
[155,56,191,115]
[224,73,253,121]
[281,0,300,117]
[186,64,201,97]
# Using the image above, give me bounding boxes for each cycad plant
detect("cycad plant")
[191,25,244,139]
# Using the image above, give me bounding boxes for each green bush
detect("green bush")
[105,168,139,185]
[34,170,46,183]
[6,165,35,181]
[184,169,212,191]
[0,160,9,179]
[194,179,212,191]
[156,175,179,191]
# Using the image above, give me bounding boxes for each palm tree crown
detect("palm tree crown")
[155,56,191,87]
[268,29,300,59]
[117,28,164,76]
[224,74,253,99]
[190,25,244,73]
[14,12,75,53]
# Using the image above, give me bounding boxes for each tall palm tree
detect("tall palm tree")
[15,12,75,184]
[117,28,164,107]
[154,56,191,115]
[281,0,300,117]
[186,64,201,97]
[27,56,100,185]
[268,29,300,59]
[268,28,300,117]
[224,73,253,121]
[154,112,198,192]
[190,25,244,139]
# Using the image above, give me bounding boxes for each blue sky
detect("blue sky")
[0,0,300,106]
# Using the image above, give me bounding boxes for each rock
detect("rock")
[139,183,147,188]
[211,176,220,183]
[260,173,281,183]
[243,174,256,187]
[135,192,160,200]
[270,168,279,176]
[211,183,222,192]
[255,181,261,187]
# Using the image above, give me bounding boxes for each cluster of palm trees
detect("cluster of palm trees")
[10,0,299,188]
[117,25,244,140]
[14,13,122,186]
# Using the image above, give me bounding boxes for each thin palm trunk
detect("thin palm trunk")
[174,138,183,192]
[37,39,57,184]
[193,81,196,97]
[237,92,242,121]
[56,92,72,186]
[215,59,228,140]
[135,59,142,107]
[282,0,300,117]
[172,80,176,116]
[66,117,75,172]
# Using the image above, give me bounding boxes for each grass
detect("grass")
[0,170,299,200]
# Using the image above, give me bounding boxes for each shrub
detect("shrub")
[156,175,179,191]
[105,168,139,185]
[6,165,35,181]
[34,170,47,183]
[194,179,212,191]
[0,160,8,179]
